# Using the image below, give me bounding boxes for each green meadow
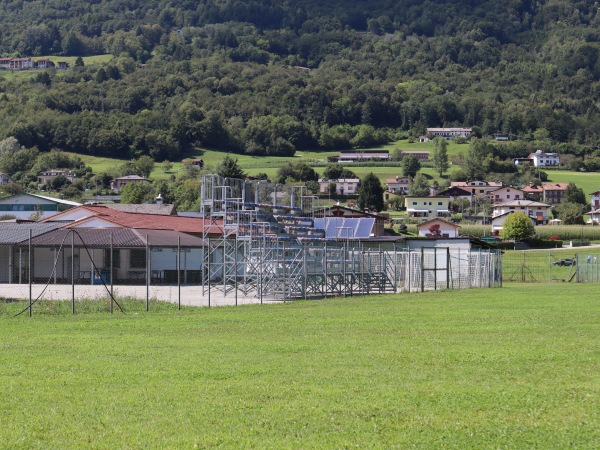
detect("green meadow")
[0,283,598,448]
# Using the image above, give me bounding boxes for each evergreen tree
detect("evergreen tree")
[432,137,449,177]
[357,172,384,212]
[216,155,247,179]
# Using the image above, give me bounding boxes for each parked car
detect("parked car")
[553,258,576,266]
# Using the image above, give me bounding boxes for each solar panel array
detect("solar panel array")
[313,218,375,239]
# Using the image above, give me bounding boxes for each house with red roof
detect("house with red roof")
[542,183,568,204]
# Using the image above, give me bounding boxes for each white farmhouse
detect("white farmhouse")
[528,150,560,167]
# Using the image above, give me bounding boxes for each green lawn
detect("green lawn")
[0,284,598,447]
[544,169,600,195]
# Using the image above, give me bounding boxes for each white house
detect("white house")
[405,196,451,220]
[37,169,77,189]
[0,192,81,220]
[318,178,360,195]
[528,150,560,167]
[386,176,410,194]
[417,218,460,238]
[492,200,551,225]
[491,212,537,234]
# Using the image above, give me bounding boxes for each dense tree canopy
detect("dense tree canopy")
[0,1,600,162]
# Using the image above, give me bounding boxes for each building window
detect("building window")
[438,202,443,206]
[104,249,121,269]
[130,249,146,269]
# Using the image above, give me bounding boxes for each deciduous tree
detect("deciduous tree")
[501,212,534,241]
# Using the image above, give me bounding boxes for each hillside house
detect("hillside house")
[529,150,560,167]
[386,176,410,194]
[110,175,150,193]
[37,169,77,189]
[318,178,360,195]
[522,184,543,201]
[426,128,472,139]
[542,183,568,204]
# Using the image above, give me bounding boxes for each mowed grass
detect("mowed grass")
[545,169,600,194]
[0,284,599,447]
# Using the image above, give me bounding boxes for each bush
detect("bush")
[524,237,563,249]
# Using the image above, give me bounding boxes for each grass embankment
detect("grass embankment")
[0,284,598,447]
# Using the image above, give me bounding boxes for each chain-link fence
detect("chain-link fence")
[0,228,507,314]
[501,249,600,283]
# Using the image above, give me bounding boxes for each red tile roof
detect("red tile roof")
[45,205,223,234]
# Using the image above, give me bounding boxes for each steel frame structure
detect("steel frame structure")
[201,175,502,302]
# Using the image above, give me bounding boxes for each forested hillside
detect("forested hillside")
[1,0,599,161]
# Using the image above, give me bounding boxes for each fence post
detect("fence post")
[324,242,328,298]
[234,238,238,306]
[71,230,75,314]
[208,238,211,308]
[146,234,149,312]
[28,229,32,317]
[420,247,424,292]
[110,233,114,314]
[446,248,450,290]
[177,236,181,310]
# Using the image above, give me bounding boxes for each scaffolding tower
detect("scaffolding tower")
[201,175,502,302]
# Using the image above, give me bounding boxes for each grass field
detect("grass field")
[0,284,598,447]
[544,169,600,195]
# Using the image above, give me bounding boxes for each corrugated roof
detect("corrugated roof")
[0,192,81,206]
[20,228,205,248]
[103,203,177,215]
[45,205,221,234]
[0,222,66,244]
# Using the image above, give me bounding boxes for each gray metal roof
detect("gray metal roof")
[0,222,66,244]
[18,228,204,248]
[103,203,177,215]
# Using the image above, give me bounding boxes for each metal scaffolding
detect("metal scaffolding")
[200,175,502,302]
